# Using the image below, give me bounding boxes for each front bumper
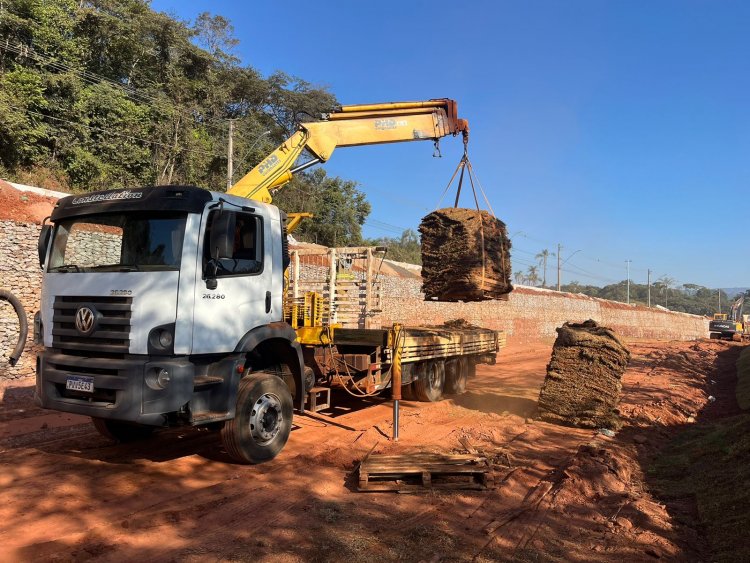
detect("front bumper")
[35,351,194,426]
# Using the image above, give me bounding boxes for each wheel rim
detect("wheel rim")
[249,392,283,445]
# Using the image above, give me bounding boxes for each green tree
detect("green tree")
[535,248,554,288]
[366,229,421,264]
[192,12,239,64]
[0,0,338,194]
[0,67,48,167]
[64,82,153,189]
[657,276,675,308]
[526,265,540,286]
[560,279,735,315]
[274,168,371,247]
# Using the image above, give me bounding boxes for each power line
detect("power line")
[564,261,619,284]
[364,220,406,236]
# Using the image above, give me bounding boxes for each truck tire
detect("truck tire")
[399,382,415,400]
[221,372,293,464]
[397,364,416,400]
[444,356,468,395]
[467,356,477,378]
[412,360,445,402]
[91,417,155,442]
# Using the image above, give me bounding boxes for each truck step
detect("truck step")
[305,387,331,412]
[190,411,229,425]
[358,452,491,492]
[193,375,223,390]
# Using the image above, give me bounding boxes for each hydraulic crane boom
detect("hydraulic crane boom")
[227,99,469,204]
[730,295,745,322]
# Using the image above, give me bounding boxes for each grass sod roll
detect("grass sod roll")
[537,320,631,429]
[419,208,513,302]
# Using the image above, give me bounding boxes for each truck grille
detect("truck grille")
[44,354,130,407]
[52,296,132,356]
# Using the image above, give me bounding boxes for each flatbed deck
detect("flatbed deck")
[333,325,504,363]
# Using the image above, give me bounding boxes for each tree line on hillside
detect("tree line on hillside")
[0,0,374,246]
[559,281,748,317]
[510,248,747,316]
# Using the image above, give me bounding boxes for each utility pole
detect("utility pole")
[626,260,632,304]
[556,243,561,291]
[647,269,651,307]
[718,289,721,314]
[226,119,235,191]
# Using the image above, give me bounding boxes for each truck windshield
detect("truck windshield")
[47,212,188,272]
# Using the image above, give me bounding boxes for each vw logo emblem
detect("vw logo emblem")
[75,307,96,335]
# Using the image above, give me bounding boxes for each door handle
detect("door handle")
[265,291,272,313]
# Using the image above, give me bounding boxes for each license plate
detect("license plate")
[66,375,94,393]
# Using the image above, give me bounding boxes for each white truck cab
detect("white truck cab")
[36,186,305,462]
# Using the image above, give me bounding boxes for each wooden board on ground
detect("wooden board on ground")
[358,452,491,492]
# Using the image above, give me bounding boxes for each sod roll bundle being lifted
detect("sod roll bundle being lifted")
[537,320,631,429]
[419,208,513,302]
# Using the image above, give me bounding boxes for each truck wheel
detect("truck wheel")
[91,417,155,442]
[399,382,415,400]
[467,356,477,378]
[397,364,415,400]
[444,356,468,395]
[221,372,293,464]
[412,361,445,402]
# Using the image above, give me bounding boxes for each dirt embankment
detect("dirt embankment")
[0,338,742,562]
[0,180,59,223]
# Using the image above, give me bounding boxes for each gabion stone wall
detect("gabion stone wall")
[378,283,709,342]
[1,221,43,379]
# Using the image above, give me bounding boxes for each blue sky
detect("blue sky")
[151,0,750,290]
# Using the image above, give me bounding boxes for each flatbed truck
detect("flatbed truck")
[33,99,505,463]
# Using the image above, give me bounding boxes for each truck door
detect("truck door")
[191,209,275,354]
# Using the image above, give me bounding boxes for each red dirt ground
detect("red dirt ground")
[0,338,743,562]
[0,180,59,223]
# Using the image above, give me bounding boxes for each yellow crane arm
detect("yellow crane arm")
[227,99,469,204]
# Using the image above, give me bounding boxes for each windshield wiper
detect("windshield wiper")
[49,264,81,273]
[87,264,141,272]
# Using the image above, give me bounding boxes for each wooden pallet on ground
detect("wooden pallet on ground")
[358,452,491,492]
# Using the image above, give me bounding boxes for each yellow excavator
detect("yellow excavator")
[710,295,749,341]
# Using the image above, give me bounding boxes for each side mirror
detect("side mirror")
[38,223,52,269]
[208,211,235,261]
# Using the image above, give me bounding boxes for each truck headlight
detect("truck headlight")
[147,324,175,354]
[158,330,173,348]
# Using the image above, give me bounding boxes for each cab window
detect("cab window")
[203,211,263,276]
